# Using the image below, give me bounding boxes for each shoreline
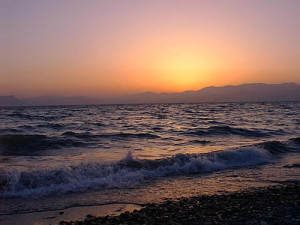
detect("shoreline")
[59,181,300,225]
[0,204,141,225]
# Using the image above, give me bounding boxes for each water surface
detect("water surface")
[0,102,299,223]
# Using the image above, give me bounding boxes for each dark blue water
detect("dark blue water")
[0,102,299,200]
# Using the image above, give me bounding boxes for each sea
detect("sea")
[0,102,299,224]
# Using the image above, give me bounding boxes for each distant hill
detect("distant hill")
[125,83,300,104]
[0,96,22,106]
[1,83,300,106]
[0,95,98,107]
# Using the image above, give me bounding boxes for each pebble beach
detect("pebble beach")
[59,181,300,225]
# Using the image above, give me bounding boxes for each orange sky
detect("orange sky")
[1,0,299,97]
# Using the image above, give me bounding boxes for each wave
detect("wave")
[6,112,34,120]
[256,138,300,155]
[102,132,160,139]
[0,132,160,155]
[257,141,293,154]
[62,131,160,139]
[284,163,300,168]
[1,137,299,198]
[290,137,300,145]
[185,125,284,137]
[0,147,269,198]
[189,140,211,145]
[6,112,67,121]
[0,134,86,156]
[37,123,65,129]
[0,128,22,134]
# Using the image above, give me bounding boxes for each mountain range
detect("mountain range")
[1,83,299,106]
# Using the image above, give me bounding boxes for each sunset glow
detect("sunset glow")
[0,2,300,224]
[1,0,299,97]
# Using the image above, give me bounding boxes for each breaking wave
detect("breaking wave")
[1,137,298,198]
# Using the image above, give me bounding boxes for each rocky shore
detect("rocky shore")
[59,182,299,225]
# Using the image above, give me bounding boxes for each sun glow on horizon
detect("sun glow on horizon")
[1,0,299,97]
[118,35,247,93]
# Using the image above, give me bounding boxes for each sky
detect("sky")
[1,0,300,97]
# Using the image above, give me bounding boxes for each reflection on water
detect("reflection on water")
[0,102,299,218]
[1,103,298,160]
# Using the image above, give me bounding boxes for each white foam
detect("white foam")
[0,147,271,198]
